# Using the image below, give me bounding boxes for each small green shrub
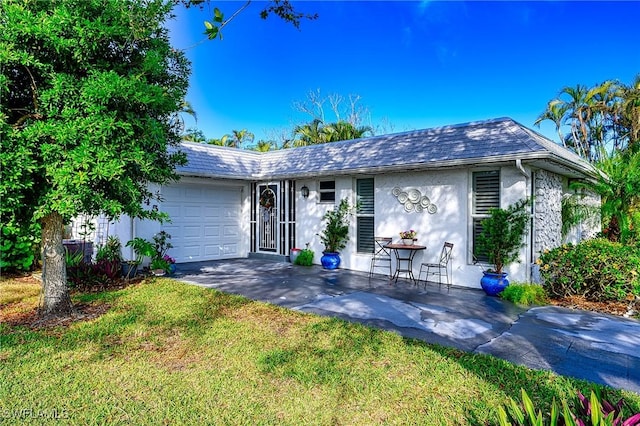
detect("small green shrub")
[295,248,314,266]
[500,283,547,306]
[0,221,40,272]
[498,388,640,426]
[539,238,640,302]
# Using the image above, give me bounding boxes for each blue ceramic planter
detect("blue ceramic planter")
[320,252,341,270]
[480,271,509,296]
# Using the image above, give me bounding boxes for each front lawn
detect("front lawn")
[1,277,638,425]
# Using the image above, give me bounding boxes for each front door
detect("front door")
[257,183,279,252]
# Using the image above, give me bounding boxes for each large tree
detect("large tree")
[535,76,640,163]
[1,0,316,317]
[1,0,190,316]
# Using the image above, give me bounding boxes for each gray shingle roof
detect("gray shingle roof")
[176,117,597,180]
[174,142,261,179]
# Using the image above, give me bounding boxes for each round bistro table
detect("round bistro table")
[385,243,427,284]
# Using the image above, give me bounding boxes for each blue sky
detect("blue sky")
[168,1,640,145]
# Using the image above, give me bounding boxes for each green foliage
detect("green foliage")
[189,0,318,40]
[203,7,225,40]
[1,0,191,312]
[571,150,640,244]
[64,247,84,268]
[293,119,373,146]
[500,283,547,306]
[1,0,190,222]
[294,248,314,266]
[151,231,173,262]
[539,239,640,302]
[475,198,531,274]
[64,246,103,289]
[318,198,353,253]
[498,388,640,426]
[561,194,599,238]
[0,221,40,271]
[95,236,122,263]
[150,257,170,272]
[534,75,640,163]
[125,237,155,265]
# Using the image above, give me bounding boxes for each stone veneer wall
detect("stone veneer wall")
[534,170,563,259]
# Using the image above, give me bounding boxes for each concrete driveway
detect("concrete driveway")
[174,259,640,394]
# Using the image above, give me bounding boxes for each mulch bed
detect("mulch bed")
[548,295,639,318]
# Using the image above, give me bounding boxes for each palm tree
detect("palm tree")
[293,118,325,146]
[293,119,373,146]
[181,127,206,143]
[321,121,373,142]
[536,75,640,162]
[572,149,640,243]
[227,129,254,149]
[249,140,276,152]
[534,99,568,147]
[618,75,640,151]
[207,134,229,146]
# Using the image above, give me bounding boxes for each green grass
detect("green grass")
[1,277,639,425]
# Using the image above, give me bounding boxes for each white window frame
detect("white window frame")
[317,180,336,203]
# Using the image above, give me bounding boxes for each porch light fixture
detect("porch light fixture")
[300,185,310,199]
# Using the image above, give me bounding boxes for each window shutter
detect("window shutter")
[356,178,375,253]
[473,171,500,214]
[473,219,489,263]
[357,217,374,253]
[357,179,374,214]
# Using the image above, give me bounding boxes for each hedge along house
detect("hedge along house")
[103,117,599,288]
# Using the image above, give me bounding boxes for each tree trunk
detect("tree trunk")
[605,215,621,242]
[40,212,73,316]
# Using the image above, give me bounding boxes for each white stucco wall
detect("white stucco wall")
[295,165,533,289]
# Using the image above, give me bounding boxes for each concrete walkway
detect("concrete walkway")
[174,259,640,394]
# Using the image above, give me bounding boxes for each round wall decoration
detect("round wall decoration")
[391,187,438,214]
[408,188,421,203]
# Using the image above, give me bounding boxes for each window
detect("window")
[356,178,374,253]
[318,180,335,203]
[472,170,500,262]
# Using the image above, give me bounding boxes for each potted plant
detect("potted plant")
[318,198,353,270]
[150,231,174,275]
[475,198,530,296]
[399,229,417,245]
[123,237,155,279]
[150,257,170,276]
[162,254,176,275]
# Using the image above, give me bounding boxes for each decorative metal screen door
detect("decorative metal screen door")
[257,183,279,252]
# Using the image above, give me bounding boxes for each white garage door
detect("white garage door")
[160,183,242,263]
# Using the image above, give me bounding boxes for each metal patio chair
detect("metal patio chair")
[369,237,393,278]
[418,242,454,288]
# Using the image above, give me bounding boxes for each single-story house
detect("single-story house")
[86,117,600,288]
